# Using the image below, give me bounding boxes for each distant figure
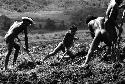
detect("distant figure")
[43,25,78,62]
[4,17,34,70]
[83,0,124,67]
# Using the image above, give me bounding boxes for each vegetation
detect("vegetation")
[0,0,111,31]
[0,30,125,84]
[0,0,116,31]
[1,0,125,84]
[0,0,111,12]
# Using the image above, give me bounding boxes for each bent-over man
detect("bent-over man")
[4,17,34,70]
[83,0,124,67]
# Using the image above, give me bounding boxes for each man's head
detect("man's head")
[86,15,97,24]
[70,25,77,34]
[22,17,34,26]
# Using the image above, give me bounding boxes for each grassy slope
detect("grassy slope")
[0,0,114,31]
[0,0,110,20]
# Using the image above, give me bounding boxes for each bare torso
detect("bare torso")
[5,21,25,40]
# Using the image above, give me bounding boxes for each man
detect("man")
[105,0,124,44]
[4,17,34,70]
[86,16,105,39]
[82,0,124,67]
[43,25,78,62]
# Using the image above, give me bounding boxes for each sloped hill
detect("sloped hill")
[2,0,125,30]
[0,0,111,12]
[0,0,44,12]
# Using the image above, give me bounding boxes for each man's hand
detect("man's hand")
[74,37,79,40]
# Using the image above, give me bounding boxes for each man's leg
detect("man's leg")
[5,43,13,70]
[100,30,112,61]
[13,43,20,66]
[43,42,63,61]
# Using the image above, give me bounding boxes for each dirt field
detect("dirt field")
[0,30,125,84]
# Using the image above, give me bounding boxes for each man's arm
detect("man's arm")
[106,5,112,19]
[24,29,28,51]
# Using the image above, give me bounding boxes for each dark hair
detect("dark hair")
[86,15,97,24]
[22,17,33,24]
[70,25,77,31]
[23,19,33,24]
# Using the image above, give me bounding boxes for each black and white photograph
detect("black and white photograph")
[0,0,125,84]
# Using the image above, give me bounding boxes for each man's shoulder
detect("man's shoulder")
[11,21,22,28]
[88,19,95,25]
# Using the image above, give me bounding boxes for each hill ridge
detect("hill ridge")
[0,0,111,12]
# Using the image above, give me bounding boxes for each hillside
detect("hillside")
[0,0,125,30]
[0,0,111,23]
[0,0,110,12]
[0,0,44,12]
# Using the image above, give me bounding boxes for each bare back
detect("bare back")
[88,17,105,38]
[5,22,25,40]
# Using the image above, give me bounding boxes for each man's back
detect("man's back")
[88,17,105,33]
[5,21,24,39]
[63,32,74,48]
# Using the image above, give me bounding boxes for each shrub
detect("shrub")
[0,15,12,30]
[44,18,56,31]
